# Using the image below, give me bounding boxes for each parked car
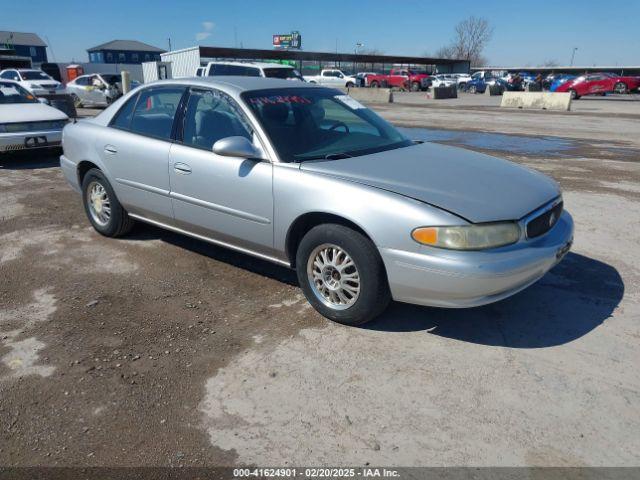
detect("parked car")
[464,77,488,94]
[0,68,65,96]
[0,80,68,154]
[60,77,573,325]
[66,73,140,107]
[454,73,472,88]
[304,69,357,87]
[430,74,457,88]
[366,69,431,91]
[555,73,640,99]
[549,75,576,92]
[203,61,304,81]
[354,72,378,87]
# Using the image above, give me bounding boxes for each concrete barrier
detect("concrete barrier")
[340,87,393,104]
[501,91,572,111]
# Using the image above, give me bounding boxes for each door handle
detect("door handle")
[173,162,192,174]
[104,145,117,154]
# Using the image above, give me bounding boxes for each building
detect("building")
[0,31,48,64]
[87,40,165,64]
[158,45,470,80]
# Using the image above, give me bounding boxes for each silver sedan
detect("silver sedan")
[60,77,573,325]
[66,73,140,108]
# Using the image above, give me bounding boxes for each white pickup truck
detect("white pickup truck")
[304,69,357,87]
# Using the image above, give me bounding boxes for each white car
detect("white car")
[201,61,304,81]
[0,80,68,153]
[454,73,472,87]
[0,68,65,96]
[430,74,457,88]
[66,73,139,107]
[304,69,357,87]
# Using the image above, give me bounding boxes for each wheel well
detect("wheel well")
[77,160,100,186]
[285,213,371,267]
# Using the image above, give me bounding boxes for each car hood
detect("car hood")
[300,142,560,223]
[0,103,68,123]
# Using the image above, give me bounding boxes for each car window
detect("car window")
[209,64,261,76]
[75,76,90,86]
[181,89,252,151]
[263,68,303,80]
[110,93,139,130]
[0,81,38,104]
[129,87,185,140]
[19,71,51,80]
[1,70,20,81]
[244,88,411,162]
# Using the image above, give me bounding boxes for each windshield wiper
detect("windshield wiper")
[324,152,353,160]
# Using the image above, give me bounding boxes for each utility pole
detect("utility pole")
[570,47,578,66]
[168,37,172,51]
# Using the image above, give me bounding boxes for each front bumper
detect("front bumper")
[380,211,574,308]
[0,129,63,153]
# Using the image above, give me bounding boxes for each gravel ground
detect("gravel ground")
[1,104,639,467]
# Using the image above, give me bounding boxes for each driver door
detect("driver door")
[168,88,274,255]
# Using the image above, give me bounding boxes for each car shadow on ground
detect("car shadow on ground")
[126,225,622,349]
[365,252,624,348]
[0,150,61,170]
[125,223,298,286]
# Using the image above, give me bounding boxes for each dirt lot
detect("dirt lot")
[1,102,639,468]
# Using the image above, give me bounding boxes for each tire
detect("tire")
[410,81,420,92]
[469,85,477,94]
[614,82,628,94]
[296,224,391,325]
[569,89,579,100]
[71,94,83,108]
[346,82,355,88]
[370,81,379,88]
[81,168,135,237]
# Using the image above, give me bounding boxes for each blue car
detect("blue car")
[464,77,488,94]
[549,75,576,92]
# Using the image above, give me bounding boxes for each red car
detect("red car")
[367,69,432,91]
[556,72,640,99]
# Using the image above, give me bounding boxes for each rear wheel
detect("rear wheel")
[469,85,477,94]
[614,82,628,94]
[81,168,134,237]
[410,81,420,92]
[370,80,379,88]
[296,224,390,325]
[71,93,83,108]
[346,81,355,88]
[569,89,579,100]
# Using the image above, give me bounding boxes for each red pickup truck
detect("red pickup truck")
[366,69,432,91]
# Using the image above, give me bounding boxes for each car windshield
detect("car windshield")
[243,88,412,162]
[101,74,122,85]
[263,68,303,80]
[0,81,38,104]
[20,71,51,80]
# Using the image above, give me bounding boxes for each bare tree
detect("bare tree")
[434,16,493,66]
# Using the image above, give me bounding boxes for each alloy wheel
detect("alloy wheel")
[307,244,360,310]
[86,181,111,227]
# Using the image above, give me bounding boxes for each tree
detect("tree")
[434,16,493,67]
[540,59,559,67]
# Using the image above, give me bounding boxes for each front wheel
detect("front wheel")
[345,82,355,88]
[296,224,391,325]
[81,168,135,237]
[410,81,420,92]
[469,85,477,94]
[614,82,628,94]
[569,89,579,100]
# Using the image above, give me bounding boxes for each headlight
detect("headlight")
[412,222,521,250]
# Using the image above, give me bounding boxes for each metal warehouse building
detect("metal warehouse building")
[149,45,469,80]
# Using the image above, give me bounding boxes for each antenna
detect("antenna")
[45,35,57,62]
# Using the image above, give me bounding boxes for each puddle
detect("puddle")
[399,127,575,157]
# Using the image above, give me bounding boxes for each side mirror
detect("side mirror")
[213,136,264,160]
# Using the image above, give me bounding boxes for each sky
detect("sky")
[3,0,640,66]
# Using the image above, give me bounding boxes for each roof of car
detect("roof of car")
[206,61,295,69]
[148,76,322,93]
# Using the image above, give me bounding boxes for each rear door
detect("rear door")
[168,87,274,254]
[97,85,186,224]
